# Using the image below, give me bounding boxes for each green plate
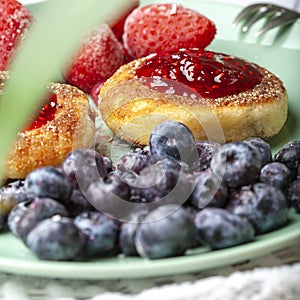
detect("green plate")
[0,211,299,279]
[0,0,299,279]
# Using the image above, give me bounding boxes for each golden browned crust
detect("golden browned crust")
[1,75,96,179]
[99,55,288,145]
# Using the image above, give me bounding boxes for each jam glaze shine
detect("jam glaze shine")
[135,49,263,99]
[25,94,58,131]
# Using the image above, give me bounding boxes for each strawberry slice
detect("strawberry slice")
[123,3,216,59]
[0,0,32,71]
[64,24,124,93]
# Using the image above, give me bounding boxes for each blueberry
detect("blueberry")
[227,183,288,234]
[0,180,32,231]
[8,197,67,242]
[259,162,291,192]
[116,149,150,175]
[130,158,180,203]
[26,216,85,261]
[189,170,228,209]
[62,149,107,190]
[195,140,220,171]
[184,205,200,219]
[194,208,255,249]
[65,189,95,218]
[288,178,300,213]
[148,154,191,173]
[103,156,115,174]
[85,174,131,218]
[25,167,72,204]
[244,137,272,166]
[74,211,120,258]
[119,209,148,256]
[210,142,262,188]
[274,141,300,179]
[135,204,199,259]
[7,200,32,236]
[129,158,193,205]
[149,120,198,168]
[1,180,32,204]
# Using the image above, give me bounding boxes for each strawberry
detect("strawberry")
[90,81,105,105]
[109,0,140,42]
[123,3,216,59]
[64,24,124,93]
[0,0,32,71]
[108,0,140,64]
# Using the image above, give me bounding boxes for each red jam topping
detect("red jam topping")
[25,93,58,131]
[135,49,263,99]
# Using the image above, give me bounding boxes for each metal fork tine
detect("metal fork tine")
[232,4,262,29]
[241,7,273,32]
[255,12,300,36]
[233,3,300,37]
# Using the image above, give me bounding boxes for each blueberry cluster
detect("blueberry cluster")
[0,121,299,261]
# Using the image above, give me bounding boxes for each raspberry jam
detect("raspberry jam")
[25,94,58,131]
[135,49,263,99]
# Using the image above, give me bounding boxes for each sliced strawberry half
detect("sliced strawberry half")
[64,24,124,93]
[0,0,32,71]
[123,3,216,59]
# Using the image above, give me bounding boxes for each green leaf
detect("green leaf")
[0,0,131,181]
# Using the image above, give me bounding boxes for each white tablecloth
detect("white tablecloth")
[1,247,300,300]
[1,1,300,299]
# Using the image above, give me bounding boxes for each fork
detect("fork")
[232,3,300,37]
